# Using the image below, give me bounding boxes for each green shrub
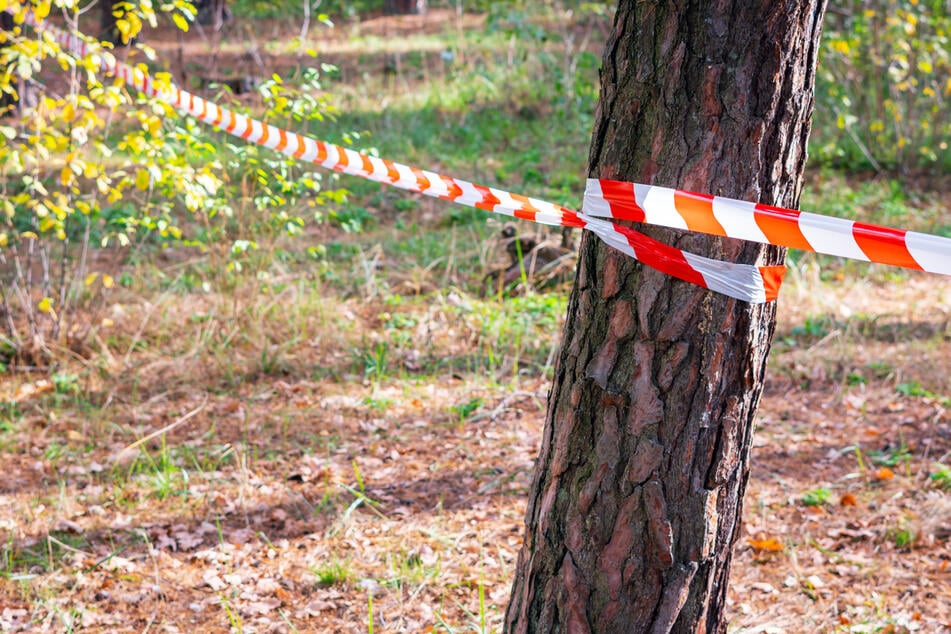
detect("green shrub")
[814,0,951,172]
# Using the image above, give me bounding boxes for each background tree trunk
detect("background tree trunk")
[383,0,427,16]
[505,1,827,633]
[195,0,231,30]
[99,0,125,46]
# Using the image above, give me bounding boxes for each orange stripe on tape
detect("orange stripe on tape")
[505,192,540,222]
[385,161,401,185]
[753,204,813,252]
[759,266,786,302]
[360,154,374,176]
[410,167,431,192]
[442,177,463,200]
[674,191,726,236]
[471,184,502,213]
[293,134,307,159]
[225,111,237,133]
[852,223,923,270]
[275,128,288,152]
[258,123,269,145]
[240,119,254,140]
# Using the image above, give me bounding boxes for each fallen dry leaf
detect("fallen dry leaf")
[874,467,895,481]
[747,537,784,553]
[14,379,53,403]
[840,492,857,506]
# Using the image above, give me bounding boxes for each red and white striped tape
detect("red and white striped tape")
[584,180,951,276]
[5,8,785,302]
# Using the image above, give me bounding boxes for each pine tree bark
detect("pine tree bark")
[504,2,827,633]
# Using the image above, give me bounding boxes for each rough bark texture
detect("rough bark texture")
[505,1,826,633]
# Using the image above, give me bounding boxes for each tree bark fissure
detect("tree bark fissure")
[505,1,827,632]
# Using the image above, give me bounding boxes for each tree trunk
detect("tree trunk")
[383,0,427,16]
[505,2,826,633]
[99,0,124,46]
[196,0,231,30]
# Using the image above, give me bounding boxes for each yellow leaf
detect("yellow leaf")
[38,297,53,314]
[102,274,114,289]
[135,168,150,191]
[85,272,99,286]
[172,12,189,32]
[35,0,51,19]
[917,60,933,74]
[0,233,7,247]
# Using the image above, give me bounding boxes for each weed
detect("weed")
[363,395,394,413]
[929,463,951,489]
[357,341,390,384]
[450,397,484,425]
[868,443,912,469]
[889,527,914,549]
[367,587,374,634]
[801,487,832,507]
[220,595,243,632]
[51,373,80,395]
[313,557,353,587]
[846,372,867,386]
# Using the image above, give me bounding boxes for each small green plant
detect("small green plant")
[450,397,484,423]
[126,438,190,501]
[51,372,79,395]
[889,527,914,548]
[930,463,951,489]
[313,557,353,587]
[868,443,912,468]
[791,315,831,339]
[358,341,389,384]
[220,595,243,632]
[367,587,374,634]
[801,487,832,507]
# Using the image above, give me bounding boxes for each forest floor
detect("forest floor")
[1,6,949,633]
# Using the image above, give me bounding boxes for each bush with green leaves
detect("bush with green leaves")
[814,0,951,172]
[0,0,344,364]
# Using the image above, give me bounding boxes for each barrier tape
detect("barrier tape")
[1,7,785,303]
[584,180,951,276]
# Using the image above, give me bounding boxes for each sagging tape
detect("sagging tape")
[4,7,783,303]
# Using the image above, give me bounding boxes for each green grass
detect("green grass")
[800,487,832,507]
